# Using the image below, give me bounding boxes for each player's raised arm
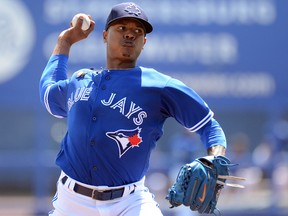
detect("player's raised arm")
[52,14,95,56]
[39,14,94,117]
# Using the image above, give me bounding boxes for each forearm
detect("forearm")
[52,38,72,55]
[197,118,227,156]
[40,55,68,86]
[39,55,68,104]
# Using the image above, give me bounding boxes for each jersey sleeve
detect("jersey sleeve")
[39,54,69,118]
[161,77,214,132]
[197,118,227,149]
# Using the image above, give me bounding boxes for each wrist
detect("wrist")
[207,145,226,156]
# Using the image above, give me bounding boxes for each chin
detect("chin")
[121,53,137,60]
[122,51,141,60]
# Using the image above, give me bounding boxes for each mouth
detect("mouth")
[121,40,135,47]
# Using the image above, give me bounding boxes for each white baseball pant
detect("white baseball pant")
[48,171,163,216]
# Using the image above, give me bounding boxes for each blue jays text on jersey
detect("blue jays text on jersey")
[101,92,147,125]
[67,86,93,111]
[39,54,226,187]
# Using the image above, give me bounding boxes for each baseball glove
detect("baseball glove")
[166,155,243,214]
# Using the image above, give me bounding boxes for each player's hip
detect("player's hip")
[50,171,163,216]
[58,171,145,202]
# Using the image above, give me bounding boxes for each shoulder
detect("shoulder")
[139,66,172,88]
[139,67,188,90]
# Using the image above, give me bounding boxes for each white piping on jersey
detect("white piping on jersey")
[44,85,64,119]
[187,110,214,132]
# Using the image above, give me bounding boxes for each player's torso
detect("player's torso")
[62,67,170,185]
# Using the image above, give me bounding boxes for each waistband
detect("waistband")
[59,171,145,201]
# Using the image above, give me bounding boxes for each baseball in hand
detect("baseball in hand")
[71,13,91,31]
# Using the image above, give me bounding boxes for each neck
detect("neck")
[106,60,136,70]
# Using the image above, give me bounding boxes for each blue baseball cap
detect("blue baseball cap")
[105,2,153,34]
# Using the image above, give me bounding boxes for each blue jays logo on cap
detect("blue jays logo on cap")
[124,3,141,16]
[105,2,153,33]
[106,127,143,158]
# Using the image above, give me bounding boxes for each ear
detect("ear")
[103,30,108,43]
[142,37,147,49]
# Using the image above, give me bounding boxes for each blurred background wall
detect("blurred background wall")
[0,0,287,215]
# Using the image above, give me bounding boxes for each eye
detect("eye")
[118,133,125,138]
[117,26,125,31]
[135,29,143,34]
[135,28,144,34]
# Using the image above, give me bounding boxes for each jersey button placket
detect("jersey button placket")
[90,140,95,146]
[101,74,110,90]
[101,85,106,90]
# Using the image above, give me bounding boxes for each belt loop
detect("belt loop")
[61,176,68,185]
[92,189,97,200]
[129,184,137,194]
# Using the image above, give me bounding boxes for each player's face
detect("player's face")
[103,18,147,67]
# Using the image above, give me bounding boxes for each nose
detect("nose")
[124,31,136,40]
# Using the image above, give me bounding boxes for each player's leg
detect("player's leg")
[116,188,163,216]
[49,175,101,216]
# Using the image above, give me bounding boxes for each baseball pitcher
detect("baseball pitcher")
[39,2,244,216]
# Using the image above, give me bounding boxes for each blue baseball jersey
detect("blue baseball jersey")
[40,54,225,186]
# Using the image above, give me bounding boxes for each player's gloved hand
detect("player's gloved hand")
[166,155,244,214]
